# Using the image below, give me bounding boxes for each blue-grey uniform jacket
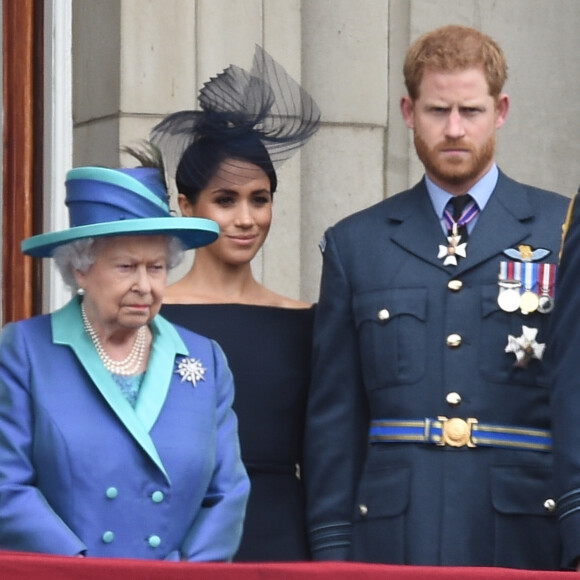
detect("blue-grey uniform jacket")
[305,171,568,569]
[0,297,250,561]
[545,189,580,569]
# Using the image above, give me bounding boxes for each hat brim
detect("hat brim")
[21,217,219,257]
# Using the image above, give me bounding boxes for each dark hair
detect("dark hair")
[176,128,278,204]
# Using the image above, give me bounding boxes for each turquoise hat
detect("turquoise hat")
[21,166,219,257]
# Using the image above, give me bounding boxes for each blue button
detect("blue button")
[106,487,118,499]
[148,535,161,548]
[151,491,164,503]
[102,531,115,543]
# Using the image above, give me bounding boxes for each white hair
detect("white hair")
[52,236,185,291]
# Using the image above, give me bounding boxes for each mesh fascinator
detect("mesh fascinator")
[150,45,321,194]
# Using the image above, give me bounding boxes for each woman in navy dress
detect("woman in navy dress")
[151,45,320,561]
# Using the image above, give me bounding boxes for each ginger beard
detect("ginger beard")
[414,130,496,188]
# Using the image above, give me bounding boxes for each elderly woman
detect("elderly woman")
[0,164,250,561]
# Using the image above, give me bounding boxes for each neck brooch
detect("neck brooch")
[81,302,147,376]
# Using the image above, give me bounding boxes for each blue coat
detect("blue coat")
[0,298,250,561]
[305,171,568,569]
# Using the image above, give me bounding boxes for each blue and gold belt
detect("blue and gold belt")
[369,417,552,452]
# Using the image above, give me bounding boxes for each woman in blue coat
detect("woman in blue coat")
[0,162,250,560]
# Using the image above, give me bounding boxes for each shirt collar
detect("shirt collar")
[426,163,499,219]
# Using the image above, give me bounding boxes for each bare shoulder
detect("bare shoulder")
[278,296,312,309]
[162,280,201,304]
[262,288,312,309]
[162,279,312,308]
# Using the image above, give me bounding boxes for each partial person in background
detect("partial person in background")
[305,25,567,569]
[151,45,320,561]
[0,161,250,561]
[545,191,580,571]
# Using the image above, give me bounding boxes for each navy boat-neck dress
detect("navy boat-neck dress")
[160,303,314,561]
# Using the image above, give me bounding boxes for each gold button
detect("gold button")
[358,504,368,516]
[377,309,390,321]
[543,498,556,513]
[448,279,463,291]
[446,333,462,347]
[445,392,462,407]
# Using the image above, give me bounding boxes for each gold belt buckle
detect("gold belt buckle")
[437,417,478,447]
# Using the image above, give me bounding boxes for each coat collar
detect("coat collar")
[52,297,189,483]
[389,172,535,275]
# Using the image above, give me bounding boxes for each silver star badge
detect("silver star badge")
[438,233,467,266]
[176,357,207,387]
[505,325,545,368]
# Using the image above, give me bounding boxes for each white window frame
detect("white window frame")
[43,0,73,312]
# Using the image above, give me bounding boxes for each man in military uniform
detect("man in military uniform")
[546,193,580,571]
[305,25,568,569]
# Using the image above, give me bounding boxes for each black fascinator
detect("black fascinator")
[150,45,321,197]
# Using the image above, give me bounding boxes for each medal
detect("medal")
[498,254,557,316]
[438,200,479,267]
[438,225,467,266]
[520,291,539,314]
[498,282,522,312]
[497,261,522,312]
[538,294,554,314]
[505,325,545,368]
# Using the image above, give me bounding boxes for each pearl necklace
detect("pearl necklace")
[81,303,147,376]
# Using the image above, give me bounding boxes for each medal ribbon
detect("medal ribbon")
[523,262,538,293]
[539,263,556,299]
[443,199,479,233]
[499,261,508,280]
[507,260,515,281]
[513,261,522,294]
